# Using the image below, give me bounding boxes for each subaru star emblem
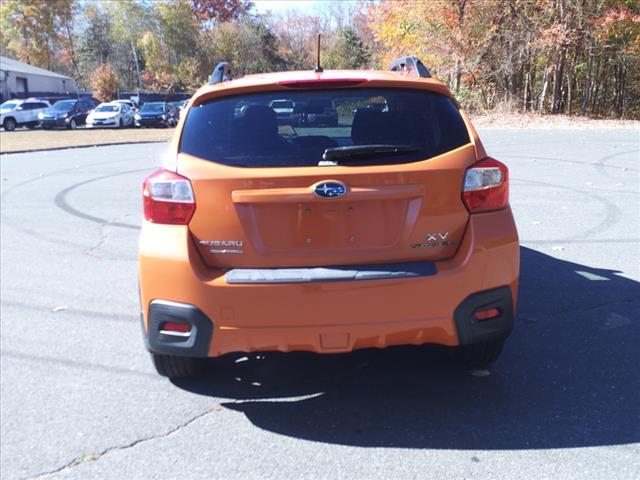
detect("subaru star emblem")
[314,181,347,198]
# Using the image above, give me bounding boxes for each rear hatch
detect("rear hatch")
[178,87,475,269]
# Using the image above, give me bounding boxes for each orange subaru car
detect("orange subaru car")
[139,57,519,378]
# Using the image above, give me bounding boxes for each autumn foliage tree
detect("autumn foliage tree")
[90,63,119,102]
[269,11,326,69]
[2,0,637,118]
[191,0,253,26]
[369,0,640,118]
[0,0,76,71]
[201,18,284,76]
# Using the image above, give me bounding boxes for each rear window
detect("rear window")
[96,105,119,112]
[270,100,294,109]
[141,103,165,112]
[180,88,470,168]
[52,100,76,112]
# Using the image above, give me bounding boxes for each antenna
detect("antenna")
[314,34,323,73]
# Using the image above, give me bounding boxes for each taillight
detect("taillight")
[142,168,195,224]
[462,157,509,213]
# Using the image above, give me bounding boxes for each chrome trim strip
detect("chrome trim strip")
[226,261,436,284]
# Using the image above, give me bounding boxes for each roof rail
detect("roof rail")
[389,56,431,78]
[209,61,233,85]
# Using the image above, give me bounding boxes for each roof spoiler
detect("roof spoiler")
[209,62,233,85]
[389,56,431,78]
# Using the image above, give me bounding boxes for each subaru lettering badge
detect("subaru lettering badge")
[314,181,347,198]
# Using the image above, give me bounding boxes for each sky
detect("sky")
[253,1,323,14]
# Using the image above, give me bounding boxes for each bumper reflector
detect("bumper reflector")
[473,308,501,321]
[160,321,191,334]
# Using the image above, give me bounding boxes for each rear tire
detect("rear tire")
[151,353,203,378]
[118,118,123,128]
[450,339,505,369]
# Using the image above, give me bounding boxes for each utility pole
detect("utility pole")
[131,39,142,97]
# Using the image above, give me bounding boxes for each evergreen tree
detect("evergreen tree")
[324,28,371,69]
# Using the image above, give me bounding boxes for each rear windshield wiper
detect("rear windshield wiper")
[322,145,421,163]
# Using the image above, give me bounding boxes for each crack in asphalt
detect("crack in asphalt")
[23,404,223,480]
[84,213,134,259]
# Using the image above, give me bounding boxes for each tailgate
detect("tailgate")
[180,144,474,269]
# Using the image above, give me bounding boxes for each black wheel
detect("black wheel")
[68,118,77,130]
[42,125,52,130]
[151,353,204,378]
[450,339,505,369]
[3,118,16,131]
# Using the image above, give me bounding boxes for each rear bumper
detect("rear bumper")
[40,118,68,127]
[136,118,165,127]
[139,208,519,356]
[87,120,118,127]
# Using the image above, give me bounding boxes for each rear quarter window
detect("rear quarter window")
[180,88,470,168]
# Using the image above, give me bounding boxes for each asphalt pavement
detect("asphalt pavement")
[1,129,639,479]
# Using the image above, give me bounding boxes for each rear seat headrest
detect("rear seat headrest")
[351,110,412,145]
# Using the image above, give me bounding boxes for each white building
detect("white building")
[0,56,77,101]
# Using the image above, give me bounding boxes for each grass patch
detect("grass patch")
[0,127,174,154]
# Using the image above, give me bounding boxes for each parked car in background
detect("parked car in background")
[170,100,188,120]
[353,102,388,115]
[170,100,187,111]
[269,98,298,125]
[86,102,135,128]
[39,99,95,129]
[0,98,51,131]
[114,99,138,111]
[134,102,177,128]
[302,97,339,126]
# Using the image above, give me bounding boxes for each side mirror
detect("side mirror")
[15,105,24,111]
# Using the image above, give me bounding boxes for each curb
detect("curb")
[0,140,168,156]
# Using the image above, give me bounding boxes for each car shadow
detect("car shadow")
[173,246,640,450]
